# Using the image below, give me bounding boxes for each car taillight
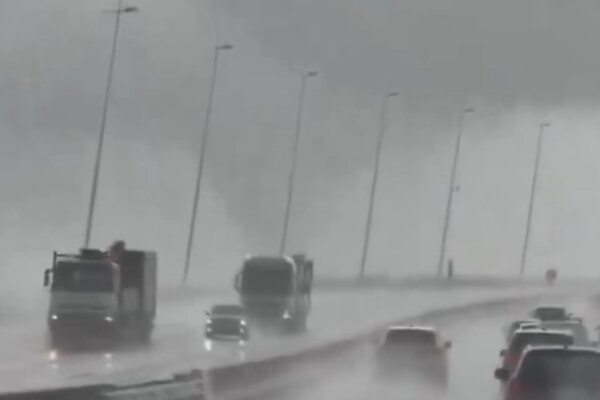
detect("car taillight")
[508,378,523,400]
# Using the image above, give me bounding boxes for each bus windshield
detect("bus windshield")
[241,260,292,296]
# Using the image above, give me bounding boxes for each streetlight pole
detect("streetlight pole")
[84,0,139,248]
[359,91,399,278]
[519,122,550,277]
[182,43,233,284]
[279,71,318,255]
[436,108,474,276]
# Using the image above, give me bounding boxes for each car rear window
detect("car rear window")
[211,305,244,316]
[384,329,436,346]
[509,332,573,353]
[541,323,589,345]
[534,308,566,320]
[520,351,600,389]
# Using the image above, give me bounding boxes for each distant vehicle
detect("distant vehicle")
[499,328,574,373]
[495,346,600,400]
[529,305,570,321]
[539,320,590,346]
[545,269,557,285]
[375,325,451,389]
[205,304,249,342]
[504,319,540,343]
[234,254,313,334]
[44,241,157,348]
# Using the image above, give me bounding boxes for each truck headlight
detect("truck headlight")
[48,350,58,362]
[282,310,291,320]
[104,316,114,322]
[240,319,247,326]
[51,314,58,321]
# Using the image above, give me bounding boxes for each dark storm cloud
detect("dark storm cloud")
[1,0,599,296]
[222,0,600,105]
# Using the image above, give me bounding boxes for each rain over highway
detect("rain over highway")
[0,1,600,399]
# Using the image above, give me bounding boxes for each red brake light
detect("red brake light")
[508,378,523,400]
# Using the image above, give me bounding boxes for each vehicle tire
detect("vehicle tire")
[282,319,297,335]
[299,318,308,333]
[138,327,152,344]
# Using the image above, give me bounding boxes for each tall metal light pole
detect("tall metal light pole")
[84,1,139,248]
[519,122,550,277]
[182,43,233,284]
[436,107,474,276]
[279,71,318,255]
[359,91,399,278]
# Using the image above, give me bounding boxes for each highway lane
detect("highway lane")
[283,295,600,400]
[0,285,550,393]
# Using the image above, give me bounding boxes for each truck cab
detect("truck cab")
[44,241,156,347]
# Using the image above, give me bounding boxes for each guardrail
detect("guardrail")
[169,273,561,300]
[0,370,205,400]
[313,274,584,290]
[204,292,561,400]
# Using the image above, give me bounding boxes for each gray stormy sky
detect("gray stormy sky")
[1,0,600,298]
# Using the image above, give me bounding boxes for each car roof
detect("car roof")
[512,328,573,337]
[386,325,437,333]
[520,323,541,329]
[522,345,600,355]
[510,319,539,327]
[513,318,539,323]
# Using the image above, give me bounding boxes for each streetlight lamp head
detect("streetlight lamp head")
[387,91,400,97]
[122,6,139,13]
[541,122,551,128]
[306,71,319,77]
[217,44,234,50]
[464,108,475,114]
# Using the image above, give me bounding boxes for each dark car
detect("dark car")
[205,304,249,342]
[499,328,574,373]
[375,326,451,389]
[529,305,570,321]
[495,346,600,400]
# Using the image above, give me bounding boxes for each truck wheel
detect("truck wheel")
[138,328,152,344]
[282,320,296,335]
[284,319,306,335]
[294,318,307,334]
